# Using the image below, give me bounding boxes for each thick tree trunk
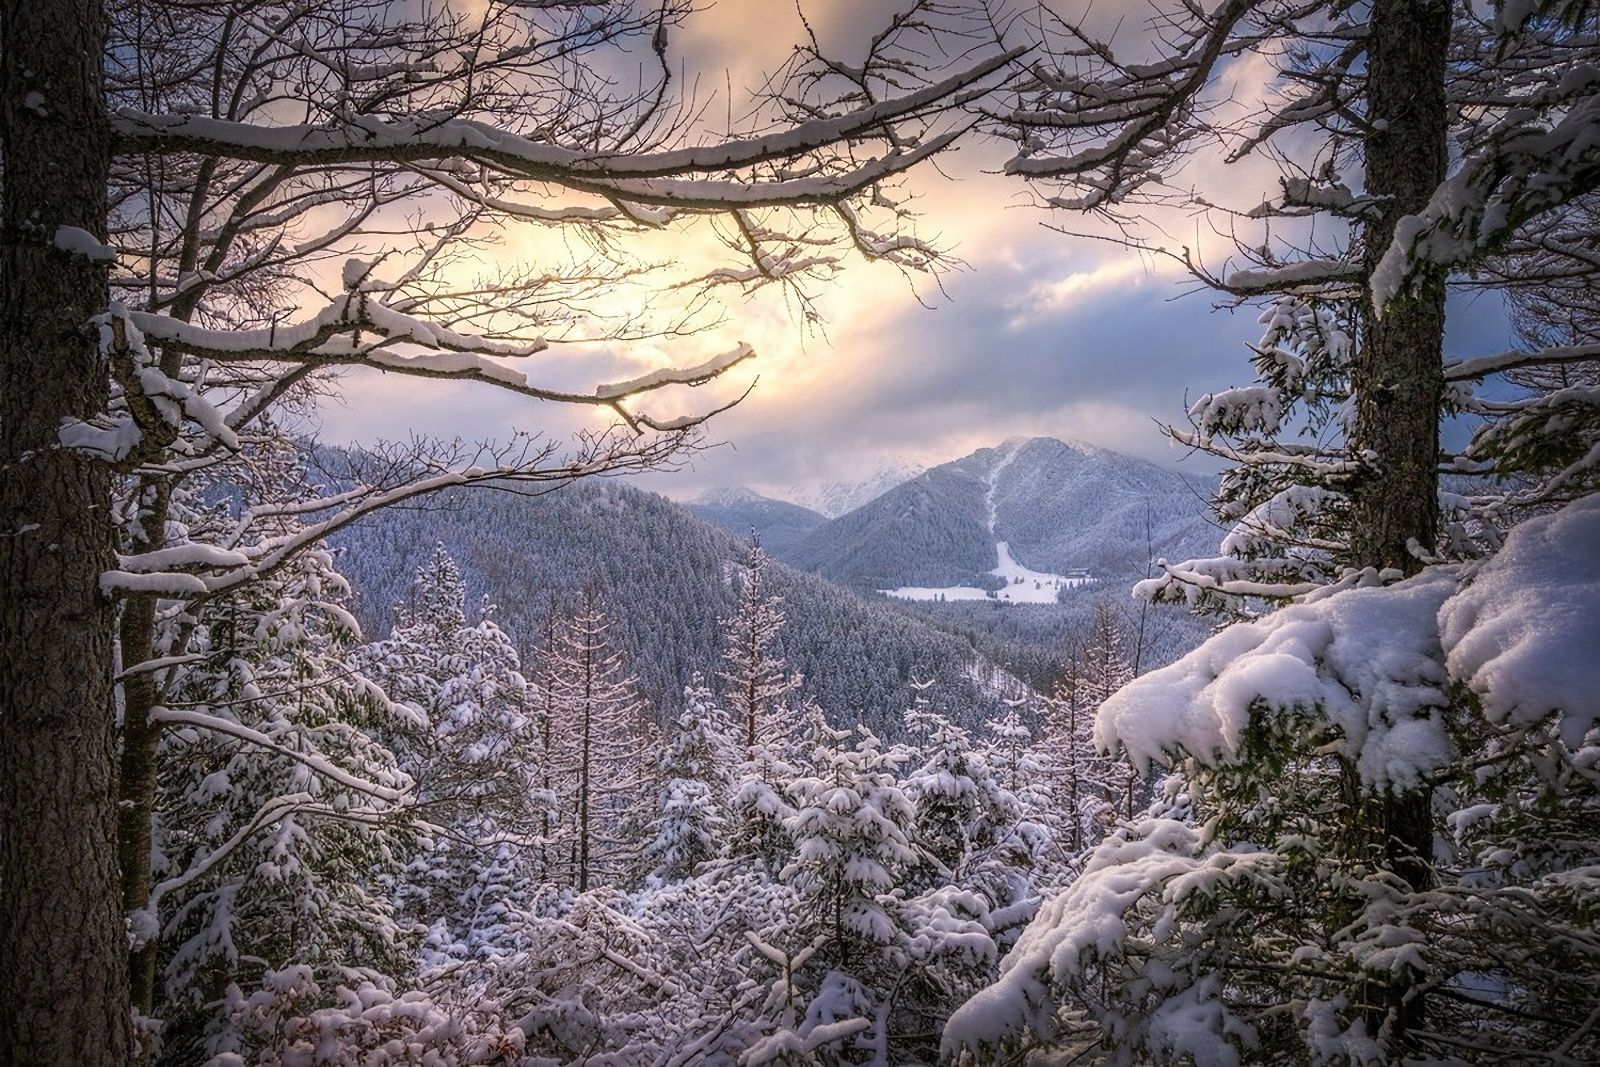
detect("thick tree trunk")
[1354,0,1450,575]
[1350,0,1451,1047]
[0,0,129,1060]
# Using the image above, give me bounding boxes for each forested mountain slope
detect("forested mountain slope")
[332,480,1027,736]
[684,487,828,557]
[783,437,1217,593]
[788,462,998,590]
[987,437,1217,576]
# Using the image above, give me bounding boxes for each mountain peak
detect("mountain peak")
[690,485,776,508]
[788,434,1216,592]
[1008,434,1107,457]
[781,458,927,518]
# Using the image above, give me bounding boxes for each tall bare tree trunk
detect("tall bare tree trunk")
[0,0,130,1060]
[578,631,593,894]
[1350,0,1451,1044]
[119,586,165,1021]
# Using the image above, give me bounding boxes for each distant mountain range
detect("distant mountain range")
[684,457,929,554]
[780,458,927,519]
[691,437,1218,598]
[684,487,827,558]
[331,479,1030,736]
[326,437,1219,733]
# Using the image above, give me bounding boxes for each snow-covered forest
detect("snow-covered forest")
[2,1,1598,1065]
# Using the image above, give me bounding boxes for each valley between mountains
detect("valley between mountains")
[334,436,1218,733]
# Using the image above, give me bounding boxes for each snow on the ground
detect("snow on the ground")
[992,542,1093,602]
[883,441,1095,604]
[881,541,1093,604]
[885,584,996,602]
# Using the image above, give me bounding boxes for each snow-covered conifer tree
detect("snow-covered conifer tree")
[643,676,730,883]
[901,699,1018,890]
[1081,600,1140,821]
[720,539,798,754]
[726,751,801,878]
[528,598,564,882]
[981,699,1055,871]
[138,447,414,1057]
[356,544,540,963]
[1040,636,1096,855]
[782,724,918,970]
[718,541,805,879]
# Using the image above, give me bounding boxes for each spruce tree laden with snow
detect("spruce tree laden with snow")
[981,699,1055,877]
[644,676,732,883]
[356,543,542,962]
[901,693,1027,897]
[782,724,919,970]
[948,5,1600,1060]
[726,748,802,879]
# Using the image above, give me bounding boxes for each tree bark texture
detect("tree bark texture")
[1350,0,1452,1047]
[1,0,130,1060]
[1354,0,1451,576]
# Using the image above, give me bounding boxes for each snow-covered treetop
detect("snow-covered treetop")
[1101,493,1600,787]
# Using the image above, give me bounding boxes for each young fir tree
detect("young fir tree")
[1041,636,1095,855]
[720,538,797,755]
[726,748,802,878]
[1037,624,1133,864]
[981,698,1055,875]
[781,723,919,971]
[901,690,1020,892]
[527,597,564,882]
[356,544,539,962]
[720,540,807,876]
[983,698,1037,801]
[1081,599,1140,821]
[643,676,730,883]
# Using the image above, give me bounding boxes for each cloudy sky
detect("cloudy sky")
[312,1,1512,500]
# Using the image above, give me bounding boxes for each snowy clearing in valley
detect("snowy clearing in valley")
[882,540,1093,603]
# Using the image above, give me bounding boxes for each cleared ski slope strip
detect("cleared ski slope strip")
[880,541,1093,603]
[881,442,1094,604]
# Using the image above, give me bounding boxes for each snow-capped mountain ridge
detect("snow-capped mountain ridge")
[779,457,927,518]
[784,436,1217,597]
[689,485,785,508]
